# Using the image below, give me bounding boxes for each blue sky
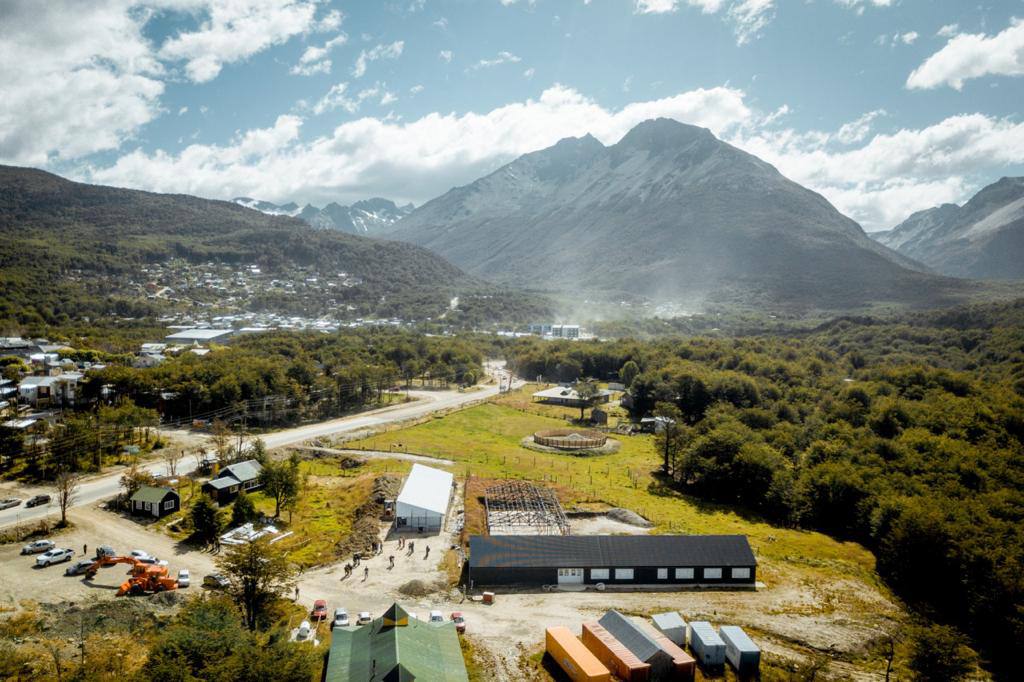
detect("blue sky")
[2,0,1023,230]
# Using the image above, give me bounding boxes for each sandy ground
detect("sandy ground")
[0,506,218,607]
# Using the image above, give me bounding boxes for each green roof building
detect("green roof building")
[324,603,468,681]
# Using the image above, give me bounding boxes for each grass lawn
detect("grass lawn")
[348,402,880,585]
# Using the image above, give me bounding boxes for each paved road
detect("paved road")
[0,372,515,529]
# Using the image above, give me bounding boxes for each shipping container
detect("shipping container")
[546,626,612,682]
[651,612,688,648]
[582,622,651,682]
[634,619,696,681]
[719,626,761,677]
[687,621,726,668]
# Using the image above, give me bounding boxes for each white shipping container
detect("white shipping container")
[719,625,760,676]
[688,621,726,668]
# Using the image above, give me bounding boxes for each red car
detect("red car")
[311,599,328,620]
[450,611,466,634]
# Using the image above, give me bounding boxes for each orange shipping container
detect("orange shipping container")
[546,626,612,682]
[582,622,651,682]
[636,620,696,681]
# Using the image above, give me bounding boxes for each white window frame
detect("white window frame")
[613,568,634,580]
[657,568,668,580]
[731,567,751,580]
[590,568,610,580]
[704,567,723,580]
[163,499,175,510]
[675,568,695,580]
[230,485,239,493]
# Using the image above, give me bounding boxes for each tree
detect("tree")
[210,419,234,465]
[619,360,640,389]
[249,437,267,464]
[119,463,156,502]
[217,538,297,631]
[906,624,976,681]
[231,490,259,527]
[574,379,601,421]
[190,495,222,547]
[653,402,685,477]
[163,448,182,477]
[258,457,300,518]
[54,469,80,526]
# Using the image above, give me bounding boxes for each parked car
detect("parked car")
[36,548,74,566]
[451,612,466,634]
[25,494,51,508]
[177,569,190,587]
[203,573,230,589]
[136,555,164,565]
[429,610,444,624]
[0,497,22,510]
[95,546,116,559]
[311,599,328,620]
[21,539,55,555]
[66,559,95,576]
[297,620,312,640]
[129,549,150,559]
[331,608,349,629]
[356,611,372,625]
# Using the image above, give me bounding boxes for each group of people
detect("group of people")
[341,535,432,579]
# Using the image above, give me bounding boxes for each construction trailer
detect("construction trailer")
[581,622,651,681]
[651,612,687,648]
[719,626,761,677]
[598,611,695,681]
[687,621,726,669]
[546,626,611,682]
[467,534,756,588]
[395,463,454,533]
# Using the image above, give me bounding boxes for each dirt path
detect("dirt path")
[297,446,455,466]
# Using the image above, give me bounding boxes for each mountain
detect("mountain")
[234,196,413,234]
[384,118,969,311]
[0,165,542,327]
[873,177,1024,279]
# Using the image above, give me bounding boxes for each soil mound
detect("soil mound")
[607,507,653,528]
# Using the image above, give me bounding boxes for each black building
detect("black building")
[467,534,756,588]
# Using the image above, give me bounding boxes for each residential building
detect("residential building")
[130,486,180,519]
[202,459,263,504]
[164,328,235,345]
[532,385,612,408]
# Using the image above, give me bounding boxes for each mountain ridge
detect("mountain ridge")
[874,177,1024,279]
[234,196,413,234]
[384,117,963,311]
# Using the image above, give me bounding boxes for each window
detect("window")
[230,485,239,493]
[657,568,668,580]
[731,567,751,579]
[614,568,634,580]
[163,499,175,510]
[704,568,723,579]
[675,568,694,580]
[590,568,609,580]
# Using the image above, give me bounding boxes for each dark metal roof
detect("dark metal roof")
[469,534,755,568]
[598,610,662,663]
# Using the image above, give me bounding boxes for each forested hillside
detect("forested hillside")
[506,300,1024,679]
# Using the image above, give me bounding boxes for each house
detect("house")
[467,535,756,588]
[598,610,695,681]
[130,485,180,519]
[395,463,454,533]
[164,328,234,345]
[324,603,468,681]
[202,459,263,504]
[532,385,612,408]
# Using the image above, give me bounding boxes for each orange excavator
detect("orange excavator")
[84,555,179,596]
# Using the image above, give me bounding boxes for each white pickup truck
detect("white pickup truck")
[36,548,75,567]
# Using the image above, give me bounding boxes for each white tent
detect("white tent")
[396,464,454,533]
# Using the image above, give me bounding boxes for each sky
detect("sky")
[1,1,1023,231]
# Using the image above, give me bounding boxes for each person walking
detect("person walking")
[294,586,299,601]
[363,566,369,581]
[83,544,88,556]
[409,540,415,555]
[388,555,395,570]
[424,545,430,559]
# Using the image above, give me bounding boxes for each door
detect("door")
[557,568,584,584]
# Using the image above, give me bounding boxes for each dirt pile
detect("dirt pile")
[607,507,653,528]
[398,578,445,597]
[334,474,401,559]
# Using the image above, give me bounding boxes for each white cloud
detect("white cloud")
[728,0,774,45]
[523,67,536,79]
[907,19,1024,90]
[897,31,918,45]
[439,50,453,63]
[433,17,448,30]
[835,109,886,144]
[159,1,320,83]
[177,106,189,116]
[86,84,752,206]
[311,81,397,115]
[730,112,1024,228]
[634,0,724,14]
[936,24,959,38]
[470,51,522,70]
[410,84,425,94]
[317,9,343,32]
[834,0,892,14]
[352,41,404,78]
[0,0,165,165]
[290,34,347,76]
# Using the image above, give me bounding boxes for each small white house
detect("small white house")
[395,464,454,534]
